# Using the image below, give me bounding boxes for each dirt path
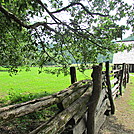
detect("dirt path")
[99,81,134,134]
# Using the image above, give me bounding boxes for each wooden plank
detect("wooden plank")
[73,116,87,134]
[74,105,87,123]
[60,85,92,134]
[112,83,119,95]
[112,90,119,97]
[96,88,107,112]
[111,78,118,85]
[95,112,107,134]
[95,98,109,119]
[112,69,120,73]
[29,90,92,134]
[62,84,92,109]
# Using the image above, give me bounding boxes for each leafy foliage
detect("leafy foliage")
[0,0,133,73]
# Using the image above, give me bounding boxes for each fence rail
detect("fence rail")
[0,62,129,134]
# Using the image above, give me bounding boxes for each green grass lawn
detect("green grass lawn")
[128,74,134,110]
[0,67,92,103]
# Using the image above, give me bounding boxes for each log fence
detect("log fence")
[0,62,129,134]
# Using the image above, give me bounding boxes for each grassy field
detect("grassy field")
[0,67,92,103]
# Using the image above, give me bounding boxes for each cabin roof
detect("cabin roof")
[116,35,134,42]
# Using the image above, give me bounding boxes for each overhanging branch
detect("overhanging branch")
[0,5,57,32]
[0,5,29,28]
[0,2,109,50]
[51,2,109,17]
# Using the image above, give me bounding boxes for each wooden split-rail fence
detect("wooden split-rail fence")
[0,62,129,134]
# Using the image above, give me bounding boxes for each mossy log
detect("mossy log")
[29,90,92,134]
[62,81,92,109]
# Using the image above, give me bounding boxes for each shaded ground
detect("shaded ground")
[99,80,134,134]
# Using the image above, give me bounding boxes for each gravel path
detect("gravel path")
[99,81,134,134]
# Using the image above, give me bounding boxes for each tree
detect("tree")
[0,0,133,73]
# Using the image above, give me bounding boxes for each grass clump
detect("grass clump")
[6,89,51,105]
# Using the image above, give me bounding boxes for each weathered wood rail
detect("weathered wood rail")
[0,62,129,134]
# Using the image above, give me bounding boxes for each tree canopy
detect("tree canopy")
[0,0,133,73]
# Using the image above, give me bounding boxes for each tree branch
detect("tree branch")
[51,2,109,17]
[0,5,29,28]
[29,22,57,32]
[0,5,57,32]
[35,0,61,23]
[0,3,109,50]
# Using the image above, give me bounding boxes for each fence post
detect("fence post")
[123,64,127,88]
[126,64,129,83]
[87,65,102,134]
[105,61,115,114]
[119,63,125,96]
[70,67,77,84]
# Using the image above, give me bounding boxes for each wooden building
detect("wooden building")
[113,36,134,72]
